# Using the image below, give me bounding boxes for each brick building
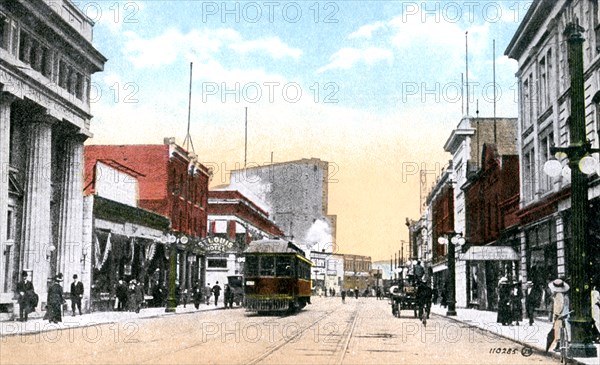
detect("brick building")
[84,138,211,293]
[343,254,372,292]
[462,144,520,310]
[0,0,106,319]
[206,190,284,288]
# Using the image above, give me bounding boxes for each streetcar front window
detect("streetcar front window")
[246,256,259,276]
[276,256,294,277]
[260,256,275,276]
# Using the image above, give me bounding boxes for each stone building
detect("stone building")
[226,158,337,252]
[0,0,106,318]
[505,0,600,315]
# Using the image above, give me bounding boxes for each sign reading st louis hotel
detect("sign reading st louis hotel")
[199,237,236,253]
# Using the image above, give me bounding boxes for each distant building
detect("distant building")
[0,0,106,318]
[310,250,344,295]
[343,254,372,292]
[206,190,284,287]
[226,158,337,251]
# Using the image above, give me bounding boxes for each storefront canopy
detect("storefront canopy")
[459,246,519,261]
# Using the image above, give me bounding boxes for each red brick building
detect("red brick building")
[463,143,520,310]
[85,138,210,238]
[84,138,211,294]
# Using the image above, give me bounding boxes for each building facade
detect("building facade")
[505,0,600,316]
[226,158,337,251]
[343,254,372,292]
[83,160,170,311]
[206,190,284,288]
[84,139,211,295]
[310,250,344,295]
[0,0,106,318]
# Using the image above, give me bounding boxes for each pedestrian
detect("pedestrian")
[192,281,203,309]
[224,284,234,309]
[510,281,523,325]
[354,287,359,299]
[525,281,539,326]
[115,278,128,311]
[592,285,600,341]
[47,273,64,323]
[16,271,36,322]
[70,274,84,316]
[134,280,144,313]
[151,281,163,307]
[204,283,212,305]
[212,281,222,306]
[416,281,432,321]
[414,261,425,285]
[548,278,570,352]
[182,287,188,308]
[496,277,512,326]
[440,285,448,308]
[341,290,346,304]
[127,280,138,312]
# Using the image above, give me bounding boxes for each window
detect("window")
[276,256,293,277]
[0,14,6,50]
[539,132,554,193]
[260,256,275,276]
[523,149,535,202]
[207,258,227,268]
[245,256,258,276]
[539,56,546,111]
[6,209,13,240]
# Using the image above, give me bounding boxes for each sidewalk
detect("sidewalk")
[0,301,233,338]
[430,304,600,365]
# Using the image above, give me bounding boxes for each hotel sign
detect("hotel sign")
[199,237,236,253]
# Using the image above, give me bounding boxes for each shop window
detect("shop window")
[207,258,227,268]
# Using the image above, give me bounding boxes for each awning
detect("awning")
[432,264,447,273]
[459,246,519,261]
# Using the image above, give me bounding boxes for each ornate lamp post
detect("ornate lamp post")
[165,234,188,313]
[437,232,465,316]
[541,19,599,358]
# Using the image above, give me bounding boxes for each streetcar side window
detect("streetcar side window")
[276,256,294,277]
[260,256,275,276]
[246,256,259,276]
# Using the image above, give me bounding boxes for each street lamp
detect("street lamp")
[164,234,188,313]
[540,20,599,358]
[437,232,465,316]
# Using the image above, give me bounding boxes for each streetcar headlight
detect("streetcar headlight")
[246,281,255,286]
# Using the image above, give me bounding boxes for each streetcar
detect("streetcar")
[243,238,313,313]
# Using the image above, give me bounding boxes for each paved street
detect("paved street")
[1,298,560,364]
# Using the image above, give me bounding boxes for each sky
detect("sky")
[83,0,531,261]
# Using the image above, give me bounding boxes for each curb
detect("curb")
[430,312,587,365]
[0,305,241,338]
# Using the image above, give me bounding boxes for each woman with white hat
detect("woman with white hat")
[548,278,570,351]
[496,277,511,325]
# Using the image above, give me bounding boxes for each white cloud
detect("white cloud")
[122,28,301,69]
[348,21,385,39]
[317,47,393,73]
[229,36,302,59]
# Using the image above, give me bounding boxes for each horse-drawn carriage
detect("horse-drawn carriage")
[390,279,418,318]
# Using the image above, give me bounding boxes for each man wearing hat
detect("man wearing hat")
[47,273,65,323]
[525,281,540,326]
[548,278,570,351]
[70,274,84,316]
[16,271,35,322]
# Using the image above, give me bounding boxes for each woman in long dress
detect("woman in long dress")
[47,274,64,323]
[496,277,511,326]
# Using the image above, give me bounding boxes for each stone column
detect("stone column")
[20,114,54,309]
[56,133,86,288]
[0,93,15,292]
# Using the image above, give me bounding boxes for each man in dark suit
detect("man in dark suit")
[71,274,84,316]
[16,271,35,322]
[525,281,540,326]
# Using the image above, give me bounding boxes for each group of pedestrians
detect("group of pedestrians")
[496,277,524,326]
[114,278,145,312]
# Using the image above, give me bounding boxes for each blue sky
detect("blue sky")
[83,1,532,260]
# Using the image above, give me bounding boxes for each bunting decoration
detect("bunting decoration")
[145,242,157,262]
[99,232,112,269]
[130,237,136,264]
[94,233,102,268]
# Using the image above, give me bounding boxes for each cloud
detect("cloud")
[317,47,393,73]
[122,28,301,69]
[348,21,385,39]
[229,36,302,59]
